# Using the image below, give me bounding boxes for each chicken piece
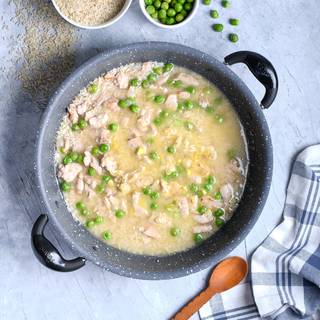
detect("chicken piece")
[193,225,213,233]
[84,184,95,199]
[140,225,160,239]
[178,91,191,100]
[154,213,172,226]
[83,151,92,167]
[58,163,82,182]
[88,113,108,128]
[116,71,129,89]
[189,195,199,212]
[84,108,98,121]
[119,182,131,195]
[75,174,84,194]
[132,192,149,217]
[90,156,103,175]
[220,183,234,203]
[76,103,88,115]
[201,196,223,209]
[127,86,136,97]
[141,62,153,75]
[160,179,169,193]
[101,155,117,175]
[199,94,210,108]
[128,136,144,149]
[150,124,158,136]
[98,128,111,144]
[137,108,152,130]
[165,94,178,111]
[177,197,189,217]
[68,104,78,124]
[193,213,214,224]
[62,137,71,153]
[190,176,202,184]
[156,73,170,86]
[103,97,119,112]
[175,73,199,86]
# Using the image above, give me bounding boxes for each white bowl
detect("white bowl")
[139,0,199,29]
[51,0,132,29]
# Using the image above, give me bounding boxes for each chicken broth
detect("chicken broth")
[56,62,248,255]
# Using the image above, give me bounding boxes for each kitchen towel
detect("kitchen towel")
[199,144,320,320]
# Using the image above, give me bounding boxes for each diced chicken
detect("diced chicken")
[83,151,91,167]
[108,195,119,209]
[84,184,95,199]
[141,62,153,75]
[190,176,202,184]
[68,104,79,124]
[150,124,158,136]
[193,213,214,224]
[127,86,136,97]
[220,183,234,203]
[201,196,223,209]
[90,156,103,175]
[119,182,131,195]
[137,108,152,130]
[177,197,189,217]
[88,113,109,128]
[103,97,119,112]
[104,197,112,211]
[160,179,170,193]
[140,225,160,239]
[76,103,88,115]
[156,73,170,86]
[199,94,210,108]
[98,128,111,144]
[84,108,98,121]
[189,195,199,212]
[62,137,71,153]
[101,156,117,175]
[76,174,84,194]
[178,91,191,100]
[175,73,199,86]
[132,192,149,217]
[128,136,143,149]
[165,94,178,111]
[154,213,172,226]
[193,225,213,233]
[116,71,129,89]
[58,163,82,182]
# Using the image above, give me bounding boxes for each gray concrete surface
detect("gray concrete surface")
[0,0,319,319]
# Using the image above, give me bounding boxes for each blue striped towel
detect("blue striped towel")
[199,144,320,320]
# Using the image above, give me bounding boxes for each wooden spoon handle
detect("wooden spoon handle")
[172,287,216,320]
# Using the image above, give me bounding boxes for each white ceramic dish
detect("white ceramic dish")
[139,0,199,29]
[51,0,132,29]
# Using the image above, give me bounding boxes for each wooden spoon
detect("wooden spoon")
[173,256,248,320]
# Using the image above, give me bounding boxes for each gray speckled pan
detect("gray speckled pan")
[33,42,278,279]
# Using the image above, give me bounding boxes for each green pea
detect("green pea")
[170,227,181,237]
[185,86,196,94]
[214,208,224,217]
[178,0,186,3]
[130,78,140,87]
[151,10,158,19]
[95,215,103,224]
[96,184,105,193]
[175,3,183,12]
[145,0,153,5]
[142,80,150,89]
[169,171,179,179]
[118,98,133,108]
[203,0,211,5]
[214,191,222,200]
[180,9,187,17]
[159,110,169,118]
[206,106,215,114]
[161,2,169,10]
[153,117,162,126]
[215,217,225,227]
[229,18,239,26]
[167,145,176,154]
[150,202,158,210]
[149,151,159,160]
[146,5,156,14]
[60,181,71,192]
[147,137,155,144]
[71,123,80,132]
[213,23,224,32]
[99,143,110,153]
[184,121,194,130]
[154,0,161,8]
[229,33,239,43]
[153,67,163,75]
[88,83,98,94]
[186,0,194,2]
[189,183,199,194]
[63,155,72,165]
[171,0,177,7]
[102,175,111,183]
[91,146,100,157]
[177,102,185,111]
[184,3,192,10]
[108,123,118,132]
[210,9,219,18]
[154,95,166,104]
[197,206,207,214]
[87,167,96,176]
[147,73,157,83]
[203,183,213,192]
[158,9,167,19]
[166,17,175,25]
[221,0,230,8]
[184,100,194,110]
[130,104,140,113]
[80,208,89,216]
[176,164,186,174]
[175,13,184,22]
[86,220,95,228]
[143,186,152,196]
[193,233,204,244]
[163,63,174,72]
[173,80,183,88]
[76,201,86,210]
[150,191,160,200]
[69,152,78,161]
[78,119,88,129]
[115,209,125,218]
[206,176,216,185]
[103,231,111,240]
[215,114,224,123]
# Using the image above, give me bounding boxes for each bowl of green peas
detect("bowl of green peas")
[140,0,199,28]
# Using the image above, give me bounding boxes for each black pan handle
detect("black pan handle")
[224,51,278,109]
[31,214,86,272]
